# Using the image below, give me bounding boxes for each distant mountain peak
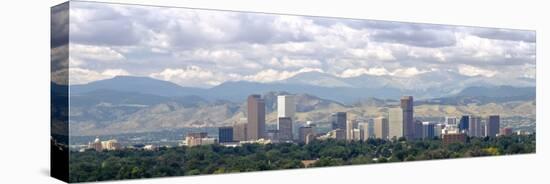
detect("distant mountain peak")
[71,75,206,97]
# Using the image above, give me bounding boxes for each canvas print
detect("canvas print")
[51,1,536,183]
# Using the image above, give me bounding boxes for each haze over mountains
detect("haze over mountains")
[59,75,536,136]
[70,72,535,104]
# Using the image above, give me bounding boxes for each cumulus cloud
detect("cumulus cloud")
[69,3,141,46]
[268,57,322,69]
[69,68,130,84]
[457,65,497,77]
[243,68,323,83]
[149,66,324,87]
[64,1,536,89]
[346,46,396,61]
[51,2,69,48]
[70,44,125,62]
[339,67,427,78]
[471,28,535,43]
[149,66,228,88]
[371,28,456,48]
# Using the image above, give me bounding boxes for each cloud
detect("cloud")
[69,68,130,84]
[64,1,536,89]
[457,64,497,77]
[471,28,535,43]
[101,69,130,76]
[339,67,389,78]
[268,57,322,69]
[51,2,69,48]
[243,68,324,83]
[339,67,427,78]
[51,44,69,85]
[70,44,125,62]
[69,3,141,46]
[149,66,228,88]
[371,29,456,48]
[346,46,396,61]
[450,33,535,66]
[149,66,326,87]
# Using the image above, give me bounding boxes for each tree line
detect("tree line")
[69,134,535,182]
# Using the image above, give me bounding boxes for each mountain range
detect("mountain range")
[58,75,535,136]
[69,74,535,104]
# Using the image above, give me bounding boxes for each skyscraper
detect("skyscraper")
[389,107,404,139]
[277,95,295,118]
[247,94,265,140]
[352,128,361,141]
[422,122,435,139]
[469,116,483,137]
[346,119,358,140]
[298,126,315,143]
[218,126,234,143]
[360,121,373,140]
[233,122,247,141]
[486,115,500,137]
[459,115,470,132]
[331,112,347,131]
[278,117,293,141]
[277,95,295,142]
[414,120,423,139]
[445,116,457,125]
[401,96,415,140]
[373,117,389,139]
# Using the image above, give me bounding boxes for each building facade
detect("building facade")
[373,117,389,139]
[346,119,358,140]
[422,122,435,139]
[500,127,513,136]
[298,126,315,143]
[278,117,293,141]
[247,94,265,140]
[469,116,483,137]
[442,133,466,145]
[233,122,247,141]
[459,115,470,132]
[185,132,210,147]
[331,112,347,134]
[388,107,404,139]
[277,95,295,118]
[401,96,415,140]
[486,115,500,137]
[218,126,234,143]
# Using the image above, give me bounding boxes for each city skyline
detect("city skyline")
[177,94,508,146]
[51,2,537,183]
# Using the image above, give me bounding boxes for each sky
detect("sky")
[51,1,536,88]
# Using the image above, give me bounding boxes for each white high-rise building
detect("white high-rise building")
[277,95,295,141]
[277,95,295,118]
[389,108,404,139]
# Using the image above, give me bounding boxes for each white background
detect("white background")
[0,0,547,183]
